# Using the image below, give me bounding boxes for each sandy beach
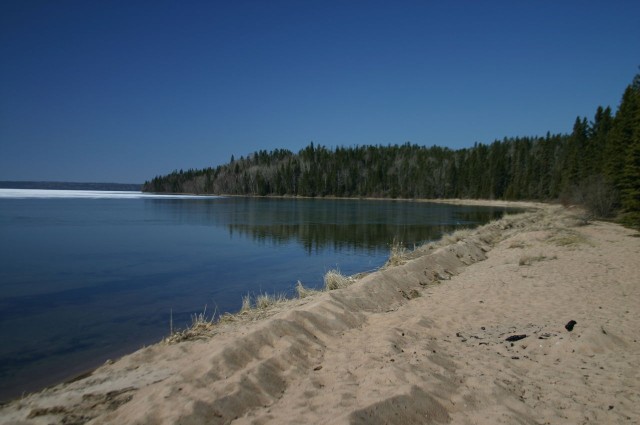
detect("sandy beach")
[1,202,639,424]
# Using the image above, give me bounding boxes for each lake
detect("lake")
[0,190,513,401]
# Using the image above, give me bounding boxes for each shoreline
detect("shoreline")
[144,191,549,209]
[0,197,526,405]
[0,339,156,406]
[2,202,638,423]
[419,197,548,209]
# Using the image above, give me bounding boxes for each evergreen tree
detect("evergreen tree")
[618,74,640,213]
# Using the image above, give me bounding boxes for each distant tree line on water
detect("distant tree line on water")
[143,73,640,226]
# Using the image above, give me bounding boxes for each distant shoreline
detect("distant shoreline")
[142,190,548,210]
[0,181,142,192]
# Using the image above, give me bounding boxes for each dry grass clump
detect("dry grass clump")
[441,228,473,245]
[495,213,525,230]
[411,227,481,258]
[532,213,558,231]
[548,230,591,247]
[237,292,288,311]
[419,228,475,252]
[399,288,421,300]
[489,210,553,236]
[166,267,364,345]
[167,269,362,345]
[421,241,439,251]
[518,253,557,266]
[164,306,216,344]
[165,290,291,345]
[255,292,287,309]
[240,293,252,312]
[324,269,352,290]
[296,280,321,298]
[385,239,409,267]
[217,312,236,324]
[188,310,216,332]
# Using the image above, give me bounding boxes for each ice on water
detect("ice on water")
[0,189,222,199]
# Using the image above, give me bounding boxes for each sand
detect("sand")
[1,203,639,424]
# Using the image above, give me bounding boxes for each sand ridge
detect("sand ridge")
[1,204,639,424]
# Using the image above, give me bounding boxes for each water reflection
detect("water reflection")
[145,197,511,253]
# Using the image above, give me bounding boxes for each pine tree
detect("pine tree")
[619,74,640,213]
[606,83,638,190]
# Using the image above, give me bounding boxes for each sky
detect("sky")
[1,1,639,184]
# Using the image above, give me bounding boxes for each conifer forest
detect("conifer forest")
[144,73,640,226]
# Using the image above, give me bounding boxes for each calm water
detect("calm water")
[0,190,513,401]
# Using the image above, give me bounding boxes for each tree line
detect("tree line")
[143,73,640,225]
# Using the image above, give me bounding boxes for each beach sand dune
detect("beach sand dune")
[2,205,639,424]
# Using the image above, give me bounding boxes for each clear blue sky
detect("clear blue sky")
[1,1,639,183]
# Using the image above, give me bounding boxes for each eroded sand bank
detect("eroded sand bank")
[2,204,639,424]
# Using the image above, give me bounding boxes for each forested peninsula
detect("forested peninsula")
[143,74,640,226]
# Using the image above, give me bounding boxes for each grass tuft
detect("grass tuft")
[548,230,592,247]
[164,305,216,344]
[324,269,351,290]
[441,228,473,245]
[255,292,286,310]
[240,293,252,312]
[518,253,557,266]
[386,239,408,267]
[296,280,320,298]
[218,312,236,324]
